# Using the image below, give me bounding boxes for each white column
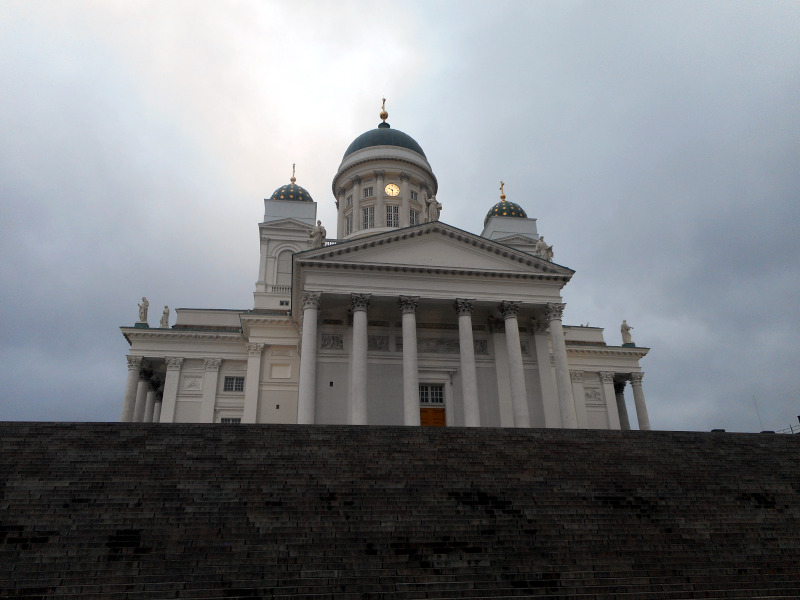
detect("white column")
[159,357,183,423]
[350,293,370,424]
[297,291,321,425]
[455,299,480,427]
[399,295,421,426]
[490,322,514,427]
[143,390,156,423]
[132,376,149,422]
[570,370,588,428]
[336,188,345,239]
[532,320,560,427]
[600,371,622,429]
[400,172,410,227]
[242,343,264,423]
[500,301,530,428]
[546,302,577,428]
[352,176,362,231]
[614,379,631,430]
[374,170,385,227]
[121,356,143,422]
[152,398,162,423]
[200,358,222,423]
[630,372,651,430]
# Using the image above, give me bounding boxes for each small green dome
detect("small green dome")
[485,200,527,226]
[343,122,427,160]
[270,182,313,203]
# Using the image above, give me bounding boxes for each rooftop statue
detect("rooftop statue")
[309,220,326,248]
[621,320,634,345]
[535,236,554,261]
[425,195,442,222]
[160,306,170,328]
[137,297,149,323]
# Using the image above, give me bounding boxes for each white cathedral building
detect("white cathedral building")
[120,105,651,430]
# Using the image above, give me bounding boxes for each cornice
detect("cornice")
[239,314,294,326]
[121,327,244,344]
[566,345,650,359]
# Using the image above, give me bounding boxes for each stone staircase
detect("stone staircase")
[1,423,798,599]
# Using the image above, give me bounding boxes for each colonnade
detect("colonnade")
[120,356,163,423]
[295,292,599,428]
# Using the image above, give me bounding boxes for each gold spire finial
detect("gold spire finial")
[499,181,506,200]
[291,163,296,184]
[380,97,388,123]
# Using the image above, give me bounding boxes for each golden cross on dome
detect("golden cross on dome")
[380,97,388,123]
[291,163,296,183]
[499,181,506,200]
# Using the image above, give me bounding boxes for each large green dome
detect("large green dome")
[343,122,427,160]
[269,181,313,203]
[484,200,528,226]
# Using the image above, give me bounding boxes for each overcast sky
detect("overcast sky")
[1,1,798,432]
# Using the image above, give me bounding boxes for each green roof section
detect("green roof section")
[269,182,313,203]
[342,122,427,160]
[484,200,528,226]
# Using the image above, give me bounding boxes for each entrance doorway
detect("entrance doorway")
[419,384,445,427]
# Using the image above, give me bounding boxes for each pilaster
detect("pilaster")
[200,358,222,423]
[600,371,622,429]
[242,344,264,423]
[570,370,588,429]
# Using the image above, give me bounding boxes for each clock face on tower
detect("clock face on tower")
[385,183,400,197]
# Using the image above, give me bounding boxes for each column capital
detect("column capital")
[545,302,565,321]
[337,187,346,198]
[531,319,548,333]
[500,300,520,320]
[400,172,410,182]
[398,295,419,314]
[350,175,361,185]
[126,355,143,370]
[247,343,265,356]
[613,380,627,394]
[600,371,615,384]
[165,357,184,371]
[373,170,385,180]
[204,358,222,371]
[454,298,475,316]
[351,293,371,312]
[570,370,584,383]
[630,372,644,387]
[301,290,322,310]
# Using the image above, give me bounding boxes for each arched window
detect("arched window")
[276,250,292,287]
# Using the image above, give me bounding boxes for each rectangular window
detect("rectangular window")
[419,384,444,405]
[386,205,399,227]
[220,417,241,424]
[345,213,353,235]
[410,210,419,226]
[223,376,245,392]
[362,206,374,229]
[346,195,352,207]
[363,186,373,198]
[410,190,418,201]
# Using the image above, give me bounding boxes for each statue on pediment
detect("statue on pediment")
[425,196,442,222]
[535,236,554,261]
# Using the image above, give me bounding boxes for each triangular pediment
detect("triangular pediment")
[296,222,573,277]
[260,217,313,232]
